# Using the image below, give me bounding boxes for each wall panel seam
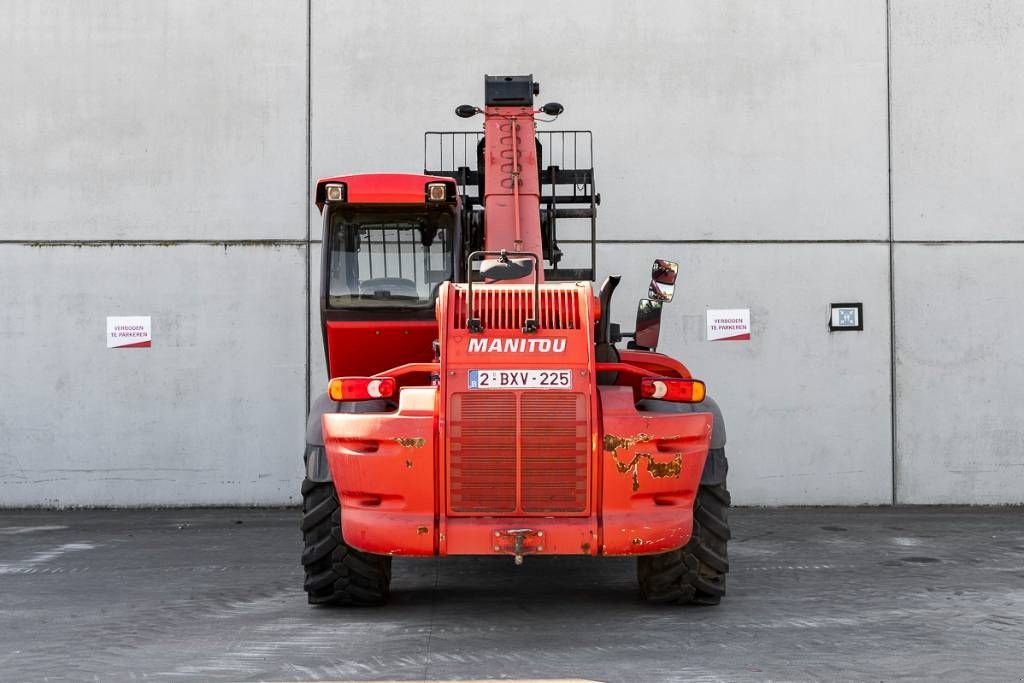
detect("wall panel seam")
[886,0,898,505]
[560,239,1024,245]
[0,240,308,246]
[6,239,1023,247]
[305,0,313,417]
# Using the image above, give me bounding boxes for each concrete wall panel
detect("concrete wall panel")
[2,1,1022,506]
[0,244,307,506]
[0,1,307,241]
[595,243,893,505]
[891,0,1024,241]
[894,244,1024,503]
[312,0,888,241]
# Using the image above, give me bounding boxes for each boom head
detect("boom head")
[483,74,539,107]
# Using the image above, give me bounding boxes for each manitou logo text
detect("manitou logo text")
[467,338,567,353]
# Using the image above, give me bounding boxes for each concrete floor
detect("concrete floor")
[0,508,1021,682]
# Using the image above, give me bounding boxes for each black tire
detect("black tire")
[300,478,391,606]
[637,483,731,605]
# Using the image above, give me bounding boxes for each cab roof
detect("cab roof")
[314,172,457,212]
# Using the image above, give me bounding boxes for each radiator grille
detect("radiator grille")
[449,391,588,514]
[449,392,517,513]
[520,393,588,512]
[453,286,581,330]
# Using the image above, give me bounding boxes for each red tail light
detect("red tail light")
[640,377,706,403]
[327,377,396,402]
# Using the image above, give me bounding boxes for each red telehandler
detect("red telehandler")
[302,75,730,606]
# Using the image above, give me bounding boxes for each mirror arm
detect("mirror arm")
[608,322,634,344]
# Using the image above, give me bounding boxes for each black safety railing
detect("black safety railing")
[424,129,598,282]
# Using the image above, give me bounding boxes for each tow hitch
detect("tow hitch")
[493,528,544,565]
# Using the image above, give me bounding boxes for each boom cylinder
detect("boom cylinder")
[482,76,544,282]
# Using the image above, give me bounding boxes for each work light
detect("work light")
[324,183,346,203]
[426,182,448,202]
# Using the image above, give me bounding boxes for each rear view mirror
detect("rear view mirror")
[648,259,678,302]
[633,299,664,350]
[480,257,534,281]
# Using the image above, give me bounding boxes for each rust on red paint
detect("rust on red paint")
[604,433,684,492]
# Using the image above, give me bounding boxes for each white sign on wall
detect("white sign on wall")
[706,309,750,341]
[107,316,152,349]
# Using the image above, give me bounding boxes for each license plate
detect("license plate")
[468,369,572,390]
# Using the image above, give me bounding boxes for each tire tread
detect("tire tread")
[300,478,391,606]
[637,483,731,606]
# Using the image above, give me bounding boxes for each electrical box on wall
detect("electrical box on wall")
[829,303,862,331]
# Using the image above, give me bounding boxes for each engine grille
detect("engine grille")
[449,392,517,513]
[453,286,581,331]
[449,391,589,514]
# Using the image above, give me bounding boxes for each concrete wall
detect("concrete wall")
[890,0,1024,503]
[0,244,306,506]
[2,0,1022,505]
[0,1,309,506]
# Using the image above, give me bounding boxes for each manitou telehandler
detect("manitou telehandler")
[302,75,730,606]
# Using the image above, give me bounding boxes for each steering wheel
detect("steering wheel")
[359,277,419,298]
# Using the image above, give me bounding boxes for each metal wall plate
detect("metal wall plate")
[829,303,863,331]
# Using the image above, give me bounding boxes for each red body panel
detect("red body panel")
[598,386,711,554]
[617,349,693,380]
[439,282,597,523]
[325,320,436,380]
[324,387,437,556]
[314,172,455,212]
[320,281,713,558]
[444,516,598,556]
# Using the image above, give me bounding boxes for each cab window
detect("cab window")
[326,208,454,309]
